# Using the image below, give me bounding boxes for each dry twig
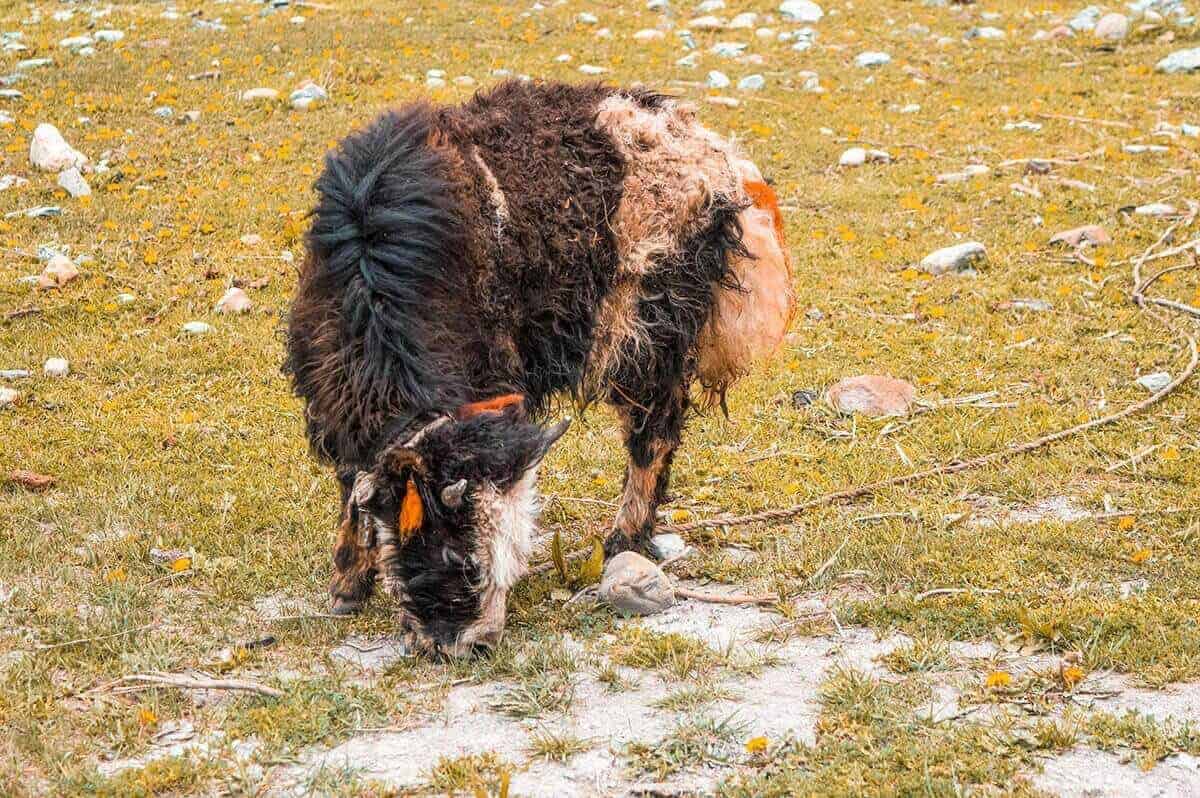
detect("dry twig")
[120,672,282,698]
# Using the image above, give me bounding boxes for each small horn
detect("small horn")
[441,478,469,509]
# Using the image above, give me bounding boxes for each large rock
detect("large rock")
[37,255,79,289]
[920,242,987,275]
[29,124,87,172]
[827,375,917,417]
[1094,13,1129,40]
[1157,48,1200,73]
[599,552,675,615]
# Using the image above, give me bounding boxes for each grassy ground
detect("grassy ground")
[2,0,1199,795]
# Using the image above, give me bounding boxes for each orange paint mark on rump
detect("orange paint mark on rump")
[455,392,525,420]
[398,477,423,537]
[743,181,787,251]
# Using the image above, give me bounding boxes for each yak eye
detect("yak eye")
[440,479,469,508]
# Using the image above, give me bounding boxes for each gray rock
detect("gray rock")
[1136,372,1172,392]
[1157,48,1200,73]
[0,387,18,407]
[152,106,173,118]
[289,82,327,110]
[965,26,1005,40]
[599,552,675,615]
[59,35,94,50]
[94,30,124,43]
[15,58,52,71]
[181,321,212,335]
[56,167,90,197]
[1069,6,1102,31]
[737,74,765,90]
[706,70,731,88]
[43,357,69,377]
[711,42,748,57]
[920,241,986,275]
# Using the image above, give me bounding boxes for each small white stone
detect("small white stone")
[966,26,1006,40]
[116,292,135,305]
[29,124,87,172]
[1135,202,1178,217]
[920,242,987,275]
[214,287,252,314]
[737,74,765,90]
[1136,372,1172,392]
[0,387,18,407]
[577,11,598,24]
[290,15,306,25]
[839,147,867,167]
[633,28,665,41]
[43,357,69,377]
[688,15,725,31]
[554,53,572,63]
[94,30,124,43]
[57,167,90,197]
[779,0,823,23]
[756,27,776,39]
[855,51,891,68]
[711,41,747,57]
[1123,144,1169,154]
[650,533,687,561]
[181,321,212,335]
[1157,48,1200,74]
[706,70,731,89]
[59,35,94,50]
[1004,120,1043,132]
[697,0,725,12]
[578,64,607,75]
[240,87,279,103]
[728,12,758,29]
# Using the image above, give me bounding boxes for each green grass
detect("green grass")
[2,0,1199,793]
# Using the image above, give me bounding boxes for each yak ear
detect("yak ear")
[456,392,527,421]
[381,445,423,477]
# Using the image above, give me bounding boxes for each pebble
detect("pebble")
[791,28,817,50]
[920,241,987,275]
[1135,202,1177,217]
[966,26,1005,40]
[779,0,823,23]
[1004,120,1043,132]
[826,375,917,417]
[1136,372,1172,392]
[855,51,891,68]
[94,30,124,43]
[688,15,725,30]
[16,58,52,71]
[598,552,675,615]
[737,74,765,90]
[1049,225,1110,247]
[29,124,87,172]
[647,0,670,10]
[43,358,69,377]
[1008,298,1054,312]
[38,255,79,289]
[578,64,607,75]
[577,11,598,24]
[650,533,688,561]
[181,321,212,335]
[56,167,90,197]
[1094,13,1130,40]
[729,12,758,29]
[676,52,699,68]
[1069,5,1102,31]
[706,70,731,88]
[0,387,18,407]
[0,175,28,191]
[1123,144,1169,154]
[711,42,747,57]
[240,87,279,103]
[936,165,990,183]
[289,81,327,110]
[215,287,252,314]
[838,147,890,167]
[1157,48,1200,73]
[152,106,173,119]
[59,35,94,50]
[0,370,29,380]
[116,292,135,305]
[634,28,665,41]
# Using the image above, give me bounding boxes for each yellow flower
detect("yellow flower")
[104,567,127,584]
[1061,665,1085,689]
[1117,516,1135,532]
[745,736,769,754]
[169,557,192,573]
[985,671,1012,689]
[137,708,158,726]
[1130,548,1152,565]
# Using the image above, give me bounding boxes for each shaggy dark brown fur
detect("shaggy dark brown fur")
[285,80,791,654]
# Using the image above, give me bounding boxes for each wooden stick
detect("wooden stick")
[673,586,776,606]
[914,587,999,601]
[1036,112,1133,129]
[121,673,282,698]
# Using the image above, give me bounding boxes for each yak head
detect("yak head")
[338,394,569,657]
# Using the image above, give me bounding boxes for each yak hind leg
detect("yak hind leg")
[604,380,689,560]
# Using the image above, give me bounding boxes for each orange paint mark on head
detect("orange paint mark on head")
[456,392,525,420]
[399,478,423,537]
[743,180,786,247]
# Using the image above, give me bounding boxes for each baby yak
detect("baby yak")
[286,80,793,656]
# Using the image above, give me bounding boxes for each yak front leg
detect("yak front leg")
[604,383,689,559]
[329,480,376,615]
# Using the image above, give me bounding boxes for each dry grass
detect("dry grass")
[1,0,1199,794]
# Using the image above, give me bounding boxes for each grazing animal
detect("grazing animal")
[285,80,794,656]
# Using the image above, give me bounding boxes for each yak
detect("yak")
[285,80,794,657]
